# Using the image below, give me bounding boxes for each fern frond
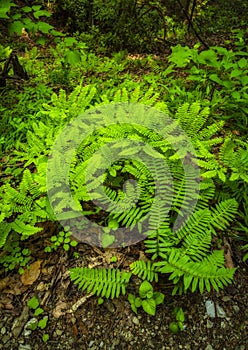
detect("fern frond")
[11,219,43,238]
[70,267,132,299]
[0,222,11,248]
[155,248,236,294]
[210,199,238,233]
[130,260,158,282]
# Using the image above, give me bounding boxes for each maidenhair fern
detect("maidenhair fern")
[0,169,50,247]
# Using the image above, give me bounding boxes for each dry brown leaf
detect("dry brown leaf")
[0,276,10,291]
[21,260,42,286]
[223,238,234,269]
[53,301,68,319]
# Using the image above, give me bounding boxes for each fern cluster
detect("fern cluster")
[70,198,237,297]
[0,84,242,294]
[63,88,240,298]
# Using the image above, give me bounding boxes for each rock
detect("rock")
[222,296,231,302]
[12,306,30,338]
[55,329,63,336]
[233,305,240,313]
[132,316,140,325]
[205,300,215,318]
[216,304,226,318]
[18,345,32,350]
[0,327,6,335]
[205,345,213,350]
[1,334,10,344]
[206,320,213,329]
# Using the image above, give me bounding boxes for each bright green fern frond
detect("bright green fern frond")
[155,248,235,294]
[210,199,238,233]
[175,102,210,137]
[175,209,211,241]
[145,219,175,259]
[0,222,11,248]
[70,267,132,299]
[130,260,158,282]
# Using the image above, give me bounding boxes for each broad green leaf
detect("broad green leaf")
[9,21,24,35]
[27,296,39,309]
[65,50,81,66]
[37,21,53,34]
[142,298,156,316]
[38,316,48,330]
[139,280,153,299]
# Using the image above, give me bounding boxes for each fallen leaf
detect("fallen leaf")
[21,260,42,286]
[53,301,68,319]
[223,238,234,269]
[0,277,10,291]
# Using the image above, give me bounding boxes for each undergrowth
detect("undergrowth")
[0,14,247,316]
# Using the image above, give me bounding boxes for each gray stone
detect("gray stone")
[18,345,32,350]
[0,327,6,335]
[132,316,140,325]
[205,345,213,350]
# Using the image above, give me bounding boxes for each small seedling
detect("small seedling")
[27,296,49,341]
[44,230,78,252]
[42,334,49,342]
[110,256,118,263]
[98,297,104,305]
[128,280,164,316]
[169,307,185,334]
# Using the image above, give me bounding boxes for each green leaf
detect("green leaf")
[12,219,43,237]
[142,298,156,316]
[175,308,185,322]
[197,50,219,67]
[230,69,242,78]
[108,219,119,229]
[0,223,11,248]
[169,45,194,67]
[238,58,247,68]
[70,240,78,247]
[9,21,24,35]
[12,13,21,20]
[63,243,70,251]
[29,319,38,331]
[42,334,49,342]
[169,322,179,334]
[37,21,53,34]
[98,297,104,305]
[0,1,16,19]
[27,296,39,310]
[153,292,164,305]
[102,233,115,248]
[134,297,142,308]
[109,168,117,177]
[231,91,241,100]
[34,307,44,316]
[65,50,81,66]
[33,10,51,19]
[139,281,153,299]
[64,37,78,46]
[38,316,48,330]
[32,5,41,11]
[128,293,135,303]
[22,6,32,13]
